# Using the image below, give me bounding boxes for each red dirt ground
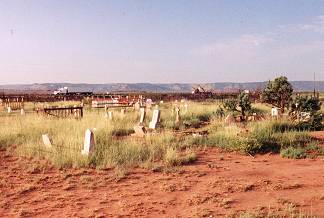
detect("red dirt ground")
[1,133,324,217]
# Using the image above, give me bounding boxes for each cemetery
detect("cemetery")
[0,77,324,217]
[2,1,324,216]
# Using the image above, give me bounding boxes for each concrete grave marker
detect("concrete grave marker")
[7,106,11,114]
[139,108,146,124]
[20,108,25,116]
[81,129,95,155]
[108,111,113,120]
[133,125,146,137]
[149,109,161,129]
[134,102,140,110]
[271,107,279,117]
[42,134,52,148]
[146,99,153,110]
[121,108,126,115]
[184,104,188,114]
[175,107,180,124]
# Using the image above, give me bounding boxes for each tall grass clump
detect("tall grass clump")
[204,119,315,155]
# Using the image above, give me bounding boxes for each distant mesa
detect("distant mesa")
[0,81,323,93]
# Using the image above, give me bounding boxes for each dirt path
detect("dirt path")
[1,146,324,217]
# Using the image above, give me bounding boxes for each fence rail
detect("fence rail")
[39,106,83,119]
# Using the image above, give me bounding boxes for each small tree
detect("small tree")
[290,95,323,130]
[238,92,251,116]
[223,92,251,117]
[261,76,293,114]
[291,95,321,114]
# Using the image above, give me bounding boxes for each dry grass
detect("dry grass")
[0,100,320,170]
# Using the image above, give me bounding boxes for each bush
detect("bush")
[280,147,307,159]
[214,106,225,118]
[164,147,197,167]
[206,120,315,155]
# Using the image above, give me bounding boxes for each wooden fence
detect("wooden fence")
[39,106,83,119]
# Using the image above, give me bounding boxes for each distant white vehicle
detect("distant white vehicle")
[54,87,69,95]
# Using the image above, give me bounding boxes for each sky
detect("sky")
[0,0,324,84]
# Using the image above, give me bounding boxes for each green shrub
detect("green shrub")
[280,147,307,159]
[164,147,197,167]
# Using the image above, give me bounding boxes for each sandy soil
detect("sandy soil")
[1,133,324,217]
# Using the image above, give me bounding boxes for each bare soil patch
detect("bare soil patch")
[1,144,324,217]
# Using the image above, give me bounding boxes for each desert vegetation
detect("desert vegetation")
[0,97,322,172]
[1,77,324,217]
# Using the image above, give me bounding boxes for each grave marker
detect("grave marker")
[134,102,140,110]
[121,108,126,115]
[175,107,180,124]
[271,107,279,117]
[81,129,95,155]
[108,111,113,120]
[20,108,25,116]
[149,109,160,129]
[42,134,52,148]
[184,104,188,114]
[139,107,146,124]
[133,125,146,137]
[146,99,153,110]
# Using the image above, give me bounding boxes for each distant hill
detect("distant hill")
[0,81,323,93]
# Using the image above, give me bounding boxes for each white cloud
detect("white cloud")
[194,34,274,57]
[299,15,324,33]
[190,27,324,81]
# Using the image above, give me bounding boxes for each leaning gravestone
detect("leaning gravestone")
[81,129,95,155]
[133,125,146,137]
[149,109,161,129]
[42,134,52,148]
[139,108,146,124]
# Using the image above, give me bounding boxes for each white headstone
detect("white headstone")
[149,109,160,129]
[20,108,25,116]
[42,134,52,148]
[108,111,113,120]
[146,99,153,109]
[133,125,146,137]
[175,107,180,123]
[271,107,278,117]
[81,129,95,155]
[134,102,140,110]
[184,104,188,114]
[121,108,126,115]
[7,106,11,114]
[139,108,146,124]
